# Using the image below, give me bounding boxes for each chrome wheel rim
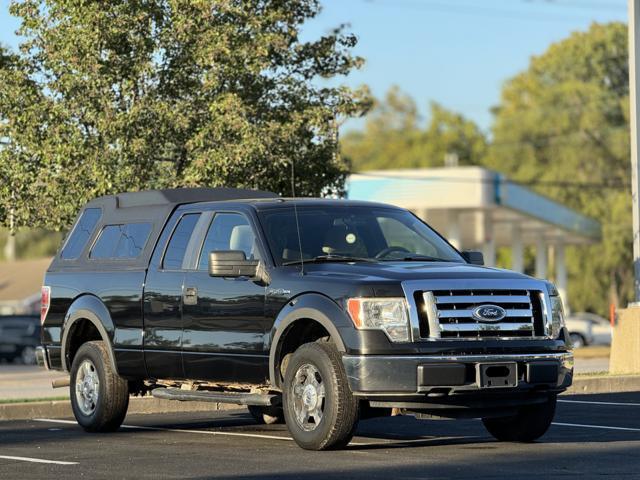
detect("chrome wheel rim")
[75,359,99,416]
[290,363,325,432]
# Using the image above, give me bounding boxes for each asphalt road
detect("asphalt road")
[1,392,639,479]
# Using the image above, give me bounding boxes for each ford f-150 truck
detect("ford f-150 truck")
[37,188,572,450]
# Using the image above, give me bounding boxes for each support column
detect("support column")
[556,242,569,314]
[511,225,523,273]
[481,211,495,267]
[447,211,461,250]
[535,237,547,279]
[629,0,640,301]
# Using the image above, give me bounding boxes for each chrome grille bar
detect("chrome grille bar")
[434,295,530,305]
[440,322,534,333]
[437,308,533,319]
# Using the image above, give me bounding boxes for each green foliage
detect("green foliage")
[341,86,488,171]
[485,22,631,315]
[0,228,63,260]
[0,0,369,231]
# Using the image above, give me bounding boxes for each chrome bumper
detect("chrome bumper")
[342,352,573,395]
[35,346,50,370]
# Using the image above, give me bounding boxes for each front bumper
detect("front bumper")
[342,352,573,396]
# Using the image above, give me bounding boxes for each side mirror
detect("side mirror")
[462,250,484,266]
[209,250,259,278]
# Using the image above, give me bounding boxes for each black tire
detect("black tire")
[482,395,557,442]
[70,341,129,432]
[20,346,37,365]
[570,333,586,348]
[282,342,359,450]
[247,405,285,425]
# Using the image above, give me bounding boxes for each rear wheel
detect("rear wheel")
[70,341,129,432]
[283,342,359,450]
[482,395,557,442]
[247,405,285,425]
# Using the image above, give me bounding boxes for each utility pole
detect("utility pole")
[610,0,640,374]
[629,0,640,302]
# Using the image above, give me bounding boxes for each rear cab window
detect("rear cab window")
[60,208,102,259]
[162,213,201,269]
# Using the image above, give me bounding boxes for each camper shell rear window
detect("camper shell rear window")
[60,208,102,260]
[90,223,153,259]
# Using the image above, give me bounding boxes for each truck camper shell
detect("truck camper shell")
[49,188,278,271]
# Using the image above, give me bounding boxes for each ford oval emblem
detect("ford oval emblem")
[472,305,507,323]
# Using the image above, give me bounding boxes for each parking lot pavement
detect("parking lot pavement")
[1,392,640,480]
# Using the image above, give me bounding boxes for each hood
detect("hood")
[297,261,533,283]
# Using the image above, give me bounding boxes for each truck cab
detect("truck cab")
[38,188,572,450]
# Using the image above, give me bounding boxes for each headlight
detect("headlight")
[546,283,565,338]
[346,298,410,342]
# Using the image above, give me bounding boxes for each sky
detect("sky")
[0,0,629,134]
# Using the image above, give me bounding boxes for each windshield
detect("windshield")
[258,205,464,265]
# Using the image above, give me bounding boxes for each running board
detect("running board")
[151,388,281,407]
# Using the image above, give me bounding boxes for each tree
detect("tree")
[0,0,369,231]
[485,22,630,315]
[341,86,487,171]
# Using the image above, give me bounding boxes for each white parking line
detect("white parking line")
[33,418,445,446]
[34,418,294,442]
[0,455,78,465]
[552,422,640,432]
[559,399,640,407]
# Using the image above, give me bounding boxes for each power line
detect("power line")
[521,0,626,13]
[360,0,621,23]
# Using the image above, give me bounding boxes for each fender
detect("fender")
[268,293,354,387]
[60,294,118,374]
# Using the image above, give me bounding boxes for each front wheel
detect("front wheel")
[283,342,359,450]
[70,341,129,432]
[482,395,557,442]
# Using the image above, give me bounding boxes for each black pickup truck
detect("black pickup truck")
[37,188,572,450]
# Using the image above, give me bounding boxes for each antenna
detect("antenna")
[291,159,304,275]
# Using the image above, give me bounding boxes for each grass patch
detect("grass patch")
[0,396,69,405]
[573,371,640,378]
[573,346,610,359]
[575,371,610,378]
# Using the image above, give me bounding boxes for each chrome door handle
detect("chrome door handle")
[183,286,198,305]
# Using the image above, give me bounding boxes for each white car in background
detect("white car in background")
[565,312,612,348]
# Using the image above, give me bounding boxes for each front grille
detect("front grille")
[417,289,546,339]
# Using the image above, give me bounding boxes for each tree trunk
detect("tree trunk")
[3,234,16,261]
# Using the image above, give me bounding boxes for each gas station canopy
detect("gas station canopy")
[347,167,601,311]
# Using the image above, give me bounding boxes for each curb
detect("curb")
[566,375,640,395]
[0,397,241,422]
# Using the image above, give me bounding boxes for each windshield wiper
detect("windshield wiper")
[382,254,450,262]
[283,255,376,266]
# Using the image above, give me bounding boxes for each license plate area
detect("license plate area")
[476,362,518,389]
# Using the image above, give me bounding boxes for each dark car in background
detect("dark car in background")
[0,315,40,364]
